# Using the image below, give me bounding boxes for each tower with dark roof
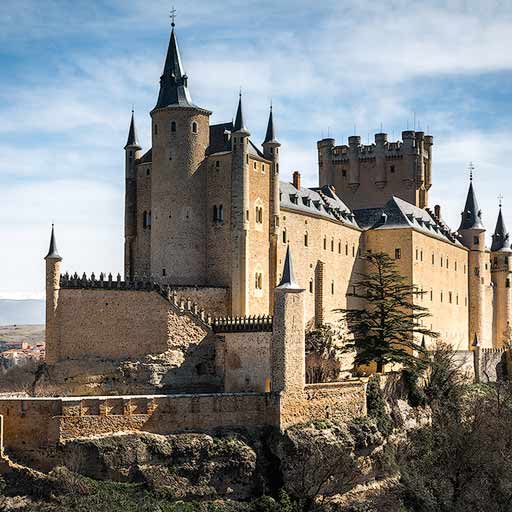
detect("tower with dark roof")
[230,93,251,315]
[150,21,212,285]
[458,174,493,348]
[262,105,281,307]
[45,224,62,364]
[124,110,142,280]
[490,204,512,347]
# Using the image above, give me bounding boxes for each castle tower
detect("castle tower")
[317,137,335,187]
[124,110,142,280]
[150,21,211,285]
[230,93,251,315]
[491,204,512,347]
[44,225,62,364]
[458,173,492,348]
[272,246,305,393]
[262,105,281,307]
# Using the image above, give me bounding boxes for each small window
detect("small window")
[440,291,443,303]
[338,241,341,254]
[415,249,418,261]
[253,161,257,170]
[352,246,355,257]
[309,279,313,293]
[455,261,457,271]
[255,273,263,290]
[331,281,335,294]
[430,290,433,301]
[345,243,348,256]
[432,253,435,265]
[449,291,452,304]
[154,124,158,135]
[507,279,511,288]
[323,237,327,250]
[474,236,479,245]
[282,229,287,244]
[215,160,220,168]
[342,169,347,177]
[420,250,423,261]
[162,269,167,277]
[331,239,334,252]
[395,248,401,260]
[304,232,309,247]
[255,206,263,224]
[146,168,150,176]
[192,121,198,134]
[171,121,176,132]
[390,165,395,173]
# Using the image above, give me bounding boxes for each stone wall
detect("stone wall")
[220,331,272,393]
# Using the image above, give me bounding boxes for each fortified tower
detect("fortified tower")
[150,21,211,285]
[491,204,512,347]
[44,225,62,364]
[317,130,433,210]
[124,111,142,280]
[458,174,492,348]
[230,94,251,315]
[262,105,281,307]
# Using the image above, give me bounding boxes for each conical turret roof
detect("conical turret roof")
[277,246,300,289]
[125,110,141,149]
[155,25,195,109]
[263,104,279,145]
[458,181,484,231]
[491,207,511,252]
[233,93,250,135]
[45,224,62,261]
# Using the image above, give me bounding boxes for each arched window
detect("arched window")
[255,206,263,223]
[192,121,198,133]
[338,241,341,254]
[331,239,334,252]
[323,236,327,250]
[304,232,309,247]
[309,279,313,293]
[255,272,263,290]
[282,229,287,244]
[171,121,176,132]
[331,281,335,294]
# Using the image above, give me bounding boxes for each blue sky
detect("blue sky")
[1,0,512,299]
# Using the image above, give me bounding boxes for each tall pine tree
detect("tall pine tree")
[342,252,438,371]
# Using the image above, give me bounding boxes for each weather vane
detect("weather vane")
[170,6,177,27]
[468,162,475,182]
[499,194,504,208]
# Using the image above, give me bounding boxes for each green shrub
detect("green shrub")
[366,376,393,437]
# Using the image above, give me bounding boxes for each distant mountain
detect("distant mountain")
[0,300,45,326]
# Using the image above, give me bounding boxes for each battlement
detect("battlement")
[318,130,433,163]
[212,315,273,333]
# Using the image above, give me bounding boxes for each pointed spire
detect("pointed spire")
[233,92,250,136]
[458,171,484,232]
[154,22,195,109]
[277,246,300,289]
[263,103,279,145]
[125,110,141,149]
[45,224,62,261]
[472,333,480,347]
[491,204,511,252]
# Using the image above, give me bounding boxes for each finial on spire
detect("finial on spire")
[499,194,504,209]
[170,6,177,27]
[233,91,249,135]
[469,162,475,182]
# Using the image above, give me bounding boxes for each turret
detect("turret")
[271,246,305,394]
[124,110,142,280]
[230,93,251,315]
[348,135,361,191]
[458,172,492,348]
[317,138,335,187]
[491,204,512,347]
[150,21,211,285]
[44,224,62,364]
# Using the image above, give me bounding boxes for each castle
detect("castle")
[0,18,509,467]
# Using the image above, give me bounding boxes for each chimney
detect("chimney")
[292,171,301,190]
[434,204,441,219]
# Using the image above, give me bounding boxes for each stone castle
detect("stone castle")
[0,19,509,467]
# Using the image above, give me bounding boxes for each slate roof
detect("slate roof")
[208,122,233,154]
[491,208,511,252]
[233,94,249,135]
[138,149,152,164]
[458,181,484,231]
[263,106,279,145]
[45,224,62,261]
[279,182,359,228]
[125,111,141,149]
[354,196,462,246]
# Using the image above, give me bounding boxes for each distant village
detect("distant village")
[0,325,44,369]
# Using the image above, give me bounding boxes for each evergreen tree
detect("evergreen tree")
[341,252,438,371]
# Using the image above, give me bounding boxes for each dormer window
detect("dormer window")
[290,194,298,205]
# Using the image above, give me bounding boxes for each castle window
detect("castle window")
[474,236,479,245]
[342,169,347,177]
[440,291,443,302]
[440,257,443,267]
[216,160,220,168]
[309,279,313,293]
[430,290,433,301]
[456,294,459,305]
[331,281,335,294]
[255,273,263,290]
[474,266,480,276]
[338,241,341,254]
[276,163,280,172]
[345,243,348,256]
[390,165,395,173]
[213,205,224,223]
[455,261,457,271]
[331,239,334,252]
[323,237,327,250]
[352,245,355,257]
[432,253,435,265]
[154,124,158,135]
[254,161,257,170]
[282,229,287,244]
[129,151,133,157]
[416,249,418,261]
[507,279,511,288]
[146,169,150,176]
[162,269,166,277]
[255,206,263,224]
[171,121,176,132]
[449,292,452,304]
[446,258,449,269]
[395,248,401,260]
[192,121,198,134]
[420,250,423,261]
[304,232,309,247]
